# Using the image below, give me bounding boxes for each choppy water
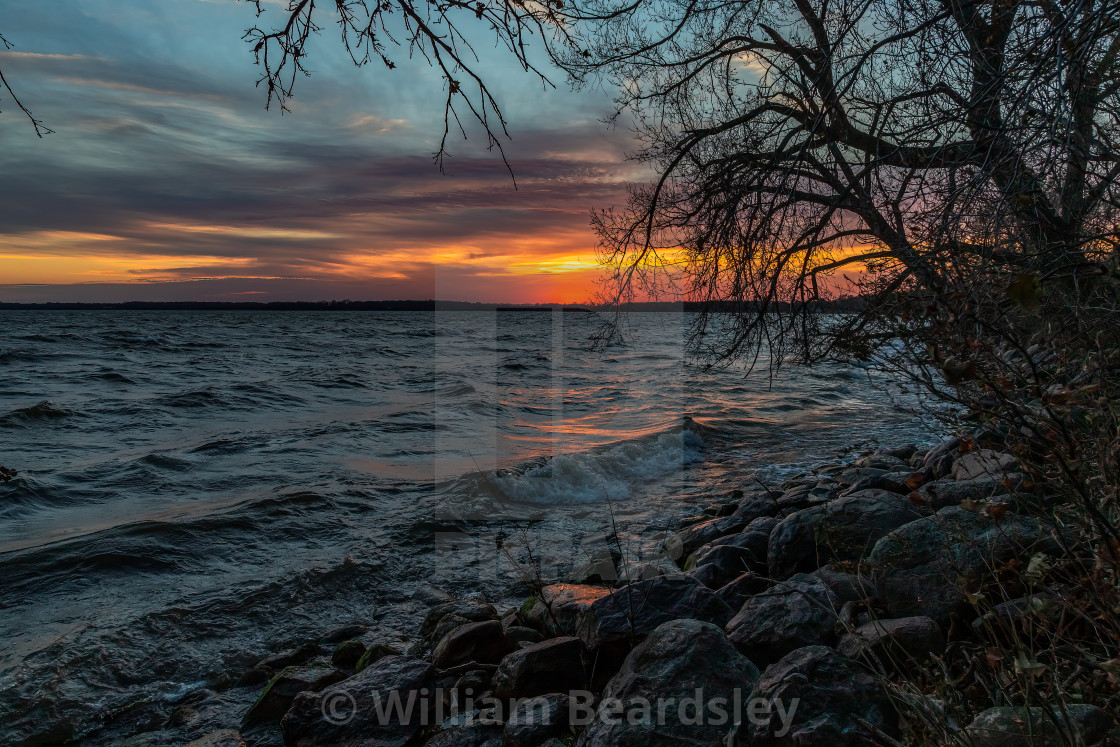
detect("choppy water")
[0,310,935,744]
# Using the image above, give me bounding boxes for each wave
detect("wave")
[0,400,75,426]
[460,419,707,506]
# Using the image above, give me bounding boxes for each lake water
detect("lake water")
[0,310,935,744]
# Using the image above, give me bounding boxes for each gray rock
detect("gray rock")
[491,637,585,699]
[432,620,508,669]
[576,574,733,652]
[503,694,571,747]
[869,506,1062,624]
[775,482,838,511]
[331,639,366,671]
[576,620,760,747]
[570,557,618,584]
[426,722,504,746]
[837,616,946,665]
[185,731,246,747]
[768,489,931,580]
[686,544,758,588]
[952,449,1017,480]
[281,655,438,747]
[502,625,544,648]
[715,572,771,611]
[725,573,838,665]
[971,591,1063,634]
[741,645,898,745]
[422,599,499,642]
[242,666,347,730]
[811,565,875,604]
[520,584,611,636]
[856,454,910,471]
[916,476,1012,509]
[964,705,1114,746]
[662,497,777,565]
[356,643,404,673]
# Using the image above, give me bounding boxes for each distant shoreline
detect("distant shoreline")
[0,299,864,312]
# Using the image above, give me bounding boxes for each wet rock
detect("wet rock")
[255,642,320,673]
[570,557,618,585]
[432,620,508,669]
[331,639,367,671]
[952,449,1017,480]
[519,584,611,636]
[686,544,757,588]
[768,489,931,580]
[964,705,1114,746]
[689,562,722,589]
[616,561,668,584]
[453,669,491,700]
[715,572,771,611]
[837,616,946,665]
[281,655,438,747]
[491,637,585,699]
[186,731,247,747]
[856,454,910,471]
[242,666,347,730]
[916,475,1012,509]
[775,482,838,511]
[422,599,499,643]
[576,620,760,747]
[923,437,963,478]
[741,645,898,745]
[503,694,571,747]
[725,573,838,665]
[576,575,733,652]
[425,722,504,746]
[662,497,777,565]
[870,506,1062,624]
[356,643,404,673]
[412,584,455,606]
[811,565,875,604]
[879,444,918,460]
[321,624,369,644]
[502,625,544,648]
[836,467,888,488]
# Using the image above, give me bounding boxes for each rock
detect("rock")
[964,705,1114,746]
[811,565,875,604]
[255,642,320,672]
[971,591,1062,634]
[686,544,757,588]
[412,583,455,606]
[432,620,508,669]
[725,573,838,665]
[576,620,760,747]
[242,666,347,730]
[491,637,585,699]
[837,616,946,665]
[356,643,404,673]
[453,669,491,700]
[321,624,369,644]
[715,572,771,611]
[503,694,571,747]
[662,497,777,565]
[426,722,504,746]
[520,584,611,636]
[742,645,898,745]
[689,562,722,589]
[768,489,931,580]
[576,575,733,652]
[332,639,367,670]
[879,444,918,460]
[688,516,773,576]
[916,475,1012,509]
[952,449,1017,480]
[836,467,888,488]
[870,506,1062,624]
[422,599,499,642]
[185,730,247,747]
[775,482,838,511]
[923,437,963,478]
[616,561,668,584]
[502,625,544,648]
[841,470,927,496]
[856,454,909,471]
[281,655,438,747]
[570,557,618,584]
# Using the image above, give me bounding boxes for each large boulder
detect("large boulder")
[503,694,572,747]
[422,599,499,643]
[519,584,611,636]
[768,489,931,580]
[242,667,347,730]
[923,437,963,478]
[963,705,1114,746]
[837,616,946,666]
[576,620,760,747]
[491,637,585,699]
[662,497,777,565]
[576,575,733,652]
[869,506,1062,624]
[432,620,508,669]
[686,544,757,588]
[915,476,1012,509]
[281,655,439,747]
[740,645,898,745]
[725,573,838,665]
[952,449,1017,480]
[715,572,771,611]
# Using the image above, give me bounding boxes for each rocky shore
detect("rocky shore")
[192,434,1119,747]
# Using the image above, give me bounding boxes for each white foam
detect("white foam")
[488,427,704,505]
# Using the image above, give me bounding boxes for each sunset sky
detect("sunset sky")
[0,0,640,303]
